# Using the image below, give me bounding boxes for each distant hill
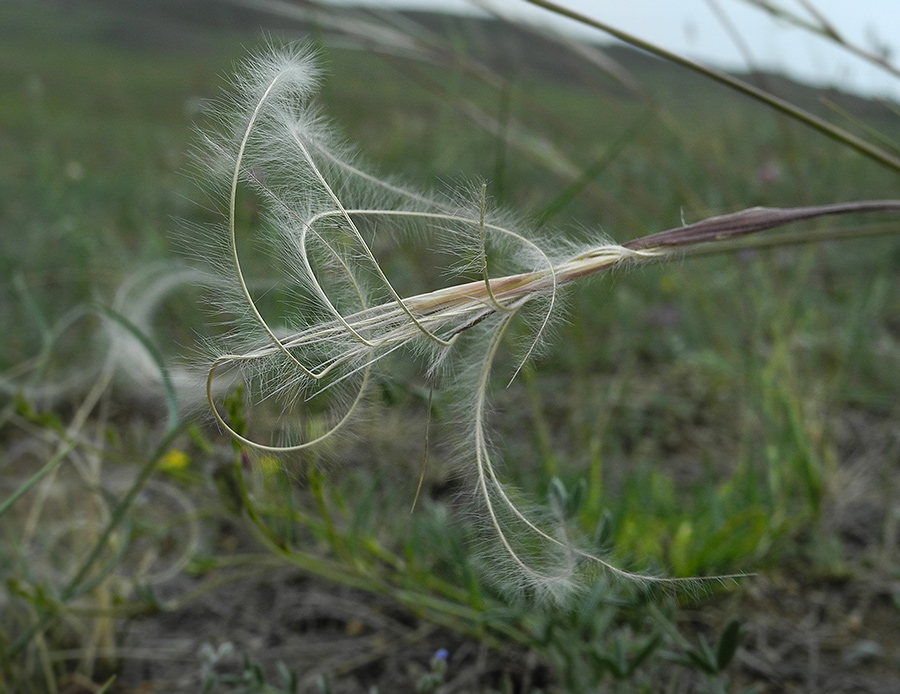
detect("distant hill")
[62,0,898,121]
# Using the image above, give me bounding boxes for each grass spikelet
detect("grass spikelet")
[194,42,900,598]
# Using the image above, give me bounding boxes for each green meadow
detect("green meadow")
[2,2,899,692]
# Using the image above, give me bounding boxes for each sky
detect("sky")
[331,0,900,100]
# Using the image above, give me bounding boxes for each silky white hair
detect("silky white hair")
[194,42,735,600]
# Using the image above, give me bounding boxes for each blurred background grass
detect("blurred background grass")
[2,1,900,692]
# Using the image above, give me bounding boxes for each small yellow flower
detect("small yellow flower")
[258,455,281,475]
[660,273,678,293]
[160,449,190,471]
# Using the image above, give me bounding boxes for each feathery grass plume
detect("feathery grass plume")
[195,43,900,598]
[195,42,673,596]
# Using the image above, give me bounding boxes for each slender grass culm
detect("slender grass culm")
[196,43,900,600]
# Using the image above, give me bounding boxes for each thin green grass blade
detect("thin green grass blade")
[0,442,74,519]
[94,304,180,434]
[95,676,117,694]
[820,96,900,156]
[524,0,900,174]
[539,109,653,225]
[8,424,185,658]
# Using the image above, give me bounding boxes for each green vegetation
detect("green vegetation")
[2,1,900,692]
